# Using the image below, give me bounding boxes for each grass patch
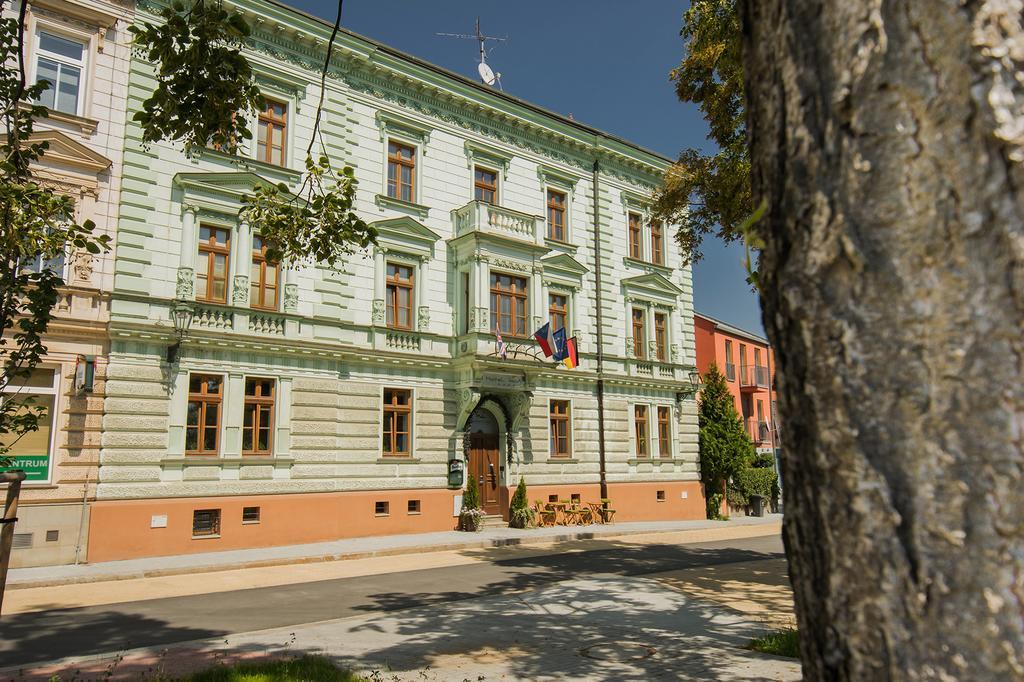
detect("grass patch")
[185,655,365,681]
[749,628,800,658]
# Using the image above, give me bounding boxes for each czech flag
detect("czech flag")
[551,327,569,361]
[563,337,579,369]
[534,322,553,357]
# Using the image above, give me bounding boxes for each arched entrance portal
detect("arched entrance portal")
[466,407,502,516]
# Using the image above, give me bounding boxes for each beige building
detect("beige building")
[3,0,133,567]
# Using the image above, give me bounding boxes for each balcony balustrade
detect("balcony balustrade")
[452,200,543,245]
[739,364,771,391]
[746,418,772,445]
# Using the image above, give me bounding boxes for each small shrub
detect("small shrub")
[726,485,748,509]
[462,473,480,510]
[185,654,365,680]
[749,628,800,659]
[706,491,726,520]
[734,467,778,501]
[751,452,776,469]
[508,477,530,528]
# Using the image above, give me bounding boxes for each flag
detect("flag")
[551,327,569,361]
[533,322,553,357]
[563,337,579,369]
[495,326,508,359]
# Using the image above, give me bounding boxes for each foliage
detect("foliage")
[706,492,726,520]
[184,654,366,681]
[0,7,109,466]
[129,0,261,155]
[749,628,800,659]
[240,156,376,268]
[508,476,531,528]
[462,473,480,510]
[751,452,776,469]
[698,363,753,518]
[652,0,753,266]
[728,466,779,507]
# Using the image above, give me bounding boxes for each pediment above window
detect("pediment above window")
[541,252,588,286]
[23,130,110,174]
[369,215,442,258]
[173,171,283,217]
[537,164,582,192]
[620,188,652,213]
[621,272,683,302]
[376,109,431,148]
[465,140,513,178]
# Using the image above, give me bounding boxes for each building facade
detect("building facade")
[693,313,779,458]
[3,0,133,567]
[70,0,704,563]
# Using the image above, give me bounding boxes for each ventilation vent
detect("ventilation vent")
[46,530,59,542]
[12,532,33,549]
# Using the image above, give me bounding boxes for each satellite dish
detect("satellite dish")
[478,61,496,85]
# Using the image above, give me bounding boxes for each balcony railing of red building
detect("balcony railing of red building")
[739,364,771,390]
[746,418,773,445]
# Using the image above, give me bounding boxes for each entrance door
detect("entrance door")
[467,409,502,516]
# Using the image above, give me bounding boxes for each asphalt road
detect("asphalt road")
[0,534,784,669]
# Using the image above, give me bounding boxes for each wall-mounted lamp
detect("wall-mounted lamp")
[166,299,194,365]
[676,370,704,404]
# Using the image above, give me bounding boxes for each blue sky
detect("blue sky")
[288,0,764,336]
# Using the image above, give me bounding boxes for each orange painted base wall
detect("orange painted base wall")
[87,488,460,563]
[505,480,707,523]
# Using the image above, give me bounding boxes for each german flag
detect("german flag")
[563,337,579,369]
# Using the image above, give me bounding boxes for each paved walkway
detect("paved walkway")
[12,550,800,680]
[7,515,781,588]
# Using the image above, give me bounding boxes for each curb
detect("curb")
[7,521,782,590]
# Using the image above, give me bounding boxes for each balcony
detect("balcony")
[746,419,772,445]
[739,364,770,391]
[452,200,543,246]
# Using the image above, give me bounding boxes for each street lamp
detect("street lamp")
[676,370,704,405]
[166,300,194,365]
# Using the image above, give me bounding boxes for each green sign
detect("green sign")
[2,454,49,481]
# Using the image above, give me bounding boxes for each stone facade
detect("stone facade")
[4,0,134,567]
[83,0,703,562]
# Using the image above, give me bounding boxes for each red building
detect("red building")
[694,313,780,457]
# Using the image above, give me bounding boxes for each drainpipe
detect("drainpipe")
[592,157,608,501]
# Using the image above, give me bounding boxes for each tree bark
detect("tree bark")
[739,1,1024,678]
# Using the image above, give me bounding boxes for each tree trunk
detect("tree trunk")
[739,1,1024,679]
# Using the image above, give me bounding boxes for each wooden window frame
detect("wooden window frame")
[548,292,568,333]
[657,406,672,458]
[654,312,668,362]
[632,307,646,359]
[387,140,416,202]
[250,235,279,311]
[186,374,223,456]
[490,272,529,338]
[196,225,231,304]
[192,509,221,537]
[549,399,571,458]
[474,166,498,204]
[386,261,415,330]
[651,220,665,265]
[628,212,643,260]
[634,405,649,458]
[257,99,288,167]
[242,377,275,456]
[382,387,412,457]
[546,189,567,241]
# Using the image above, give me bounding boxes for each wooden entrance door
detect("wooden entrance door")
[469,432,501,515]
[467,408,502,516]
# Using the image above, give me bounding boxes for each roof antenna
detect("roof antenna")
[436,17,507,90]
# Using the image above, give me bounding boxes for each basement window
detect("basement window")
[570,493,581,504]
[656,490,666,502]
[407,500,421,514]
[548,494,558,503]
[375,501,390,516]
[192,509,221,537]
[242,506,261,524]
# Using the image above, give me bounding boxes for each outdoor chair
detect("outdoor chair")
[577,505,594,525]
[534,500,557,527]
[598,498,617,524]
[588,502,606,524]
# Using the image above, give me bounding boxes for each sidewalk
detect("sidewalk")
[7,515,781,589]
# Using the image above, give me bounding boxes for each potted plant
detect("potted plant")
[508,477,531,529]
[459,473,484,532]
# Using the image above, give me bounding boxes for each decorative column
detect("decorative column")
[232,220,251,306]
[283,267,299,313]
[372,247,386,326]
[531,265,544,331]
[417,256,430,331]
[475,254,488,332]
[647,303,658,361]
[570,286,581,339]
[176,205,197,299]
[625,299,636,358]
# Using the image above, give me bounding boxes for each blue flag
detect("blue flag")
[551,327,569,361]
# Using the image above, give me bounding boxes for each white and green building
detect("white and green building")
[88,0,703,562]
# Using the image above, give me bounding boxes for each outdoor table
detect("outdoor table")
[548,501,568,525]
